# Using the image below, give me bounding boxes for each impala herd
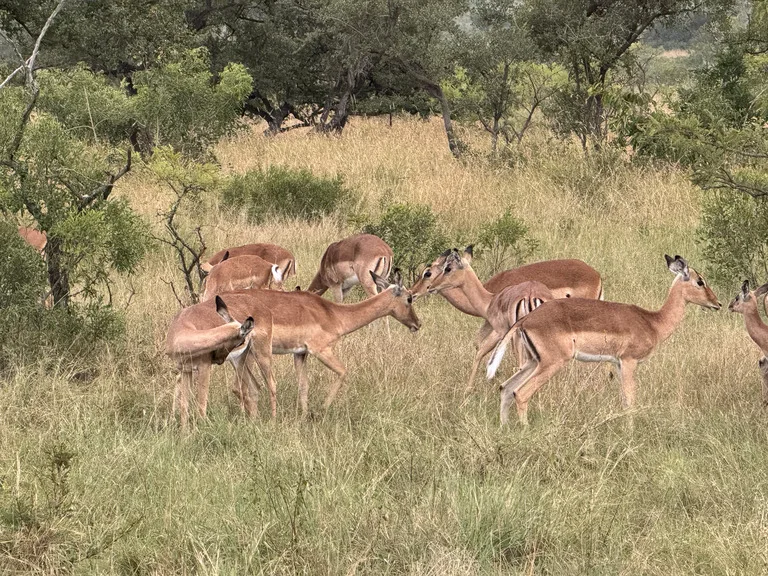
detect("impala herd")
[16,226,768,427]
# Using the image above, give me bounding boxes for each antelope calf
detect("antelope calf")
[728,280,768,404]
[165,295,262,428]
[201,252,284,302]
[410,247,597,390]
[489,255,721,425]
[308,234,393,301]
[202,243,295,280]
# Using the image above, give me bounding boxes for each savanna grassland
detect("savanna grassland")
[2,117,768,575]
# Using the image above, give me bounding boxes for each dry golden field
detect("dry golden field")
[2,116,767,574]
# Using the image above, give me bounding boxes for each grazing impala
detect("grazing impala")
[307,234,393,301]
[728,280,768,404]
[201,243,295,280]
[194,271,420,418]
[488,255,721,425]
[411,247,599,390]
[166,295,261,428]
[411,247,603,317]
[18,226,47,255]
[201,252,284,302]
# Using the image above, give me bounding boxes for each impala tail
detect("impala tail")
[487,326,538,380]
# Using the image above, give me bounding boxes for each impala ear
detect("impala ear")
[463,245,474,264]
[755,282,768,299]
[665,254,690,280]
[221,250,230,263]
[370,270,390,293]
[392,268,403,287]
[240,316,254,336]
[271,263,284,283]
[742,279,751,298]
[215,295,234,323]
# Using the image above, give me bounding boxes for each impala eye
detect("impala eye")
[407,295,413,304]
[423,270,432,278]
[696,278,704,286]
[445,266,452,273]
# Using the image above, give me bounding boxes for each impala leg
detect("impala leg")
[294,352,309,417]
[195,362,212,419]
[467,330,502,393]
[618,358,638,409]
[499,360,537,426]
[248,337,277,418]
[314,347,348,410]
[501,357,568,426]
[759,357,768,406]
[177,369,193,429]
[231,356,259,418]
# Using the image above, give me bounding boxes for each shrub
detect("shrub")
[221,166,354,223]
[0,220,47,308]
[359,203,452,283]
[476,210,538,276]
[697,190,768,289]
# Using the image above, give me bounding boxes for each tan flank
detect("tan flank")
[201,252,285,302]
[18,226,47,254]
[307,233,393,301]
[728,280,768,404]
[489,255,721,426]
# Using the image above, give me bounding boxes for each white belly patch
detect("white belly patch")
[273,346,308,355]
[574,351,620,365]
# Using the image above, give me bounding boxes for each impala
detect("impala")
[197,270,420,418]
[411,247,599,390]
[307,234,393,301]
[728,280,768,404]
[18,226,47,255]
[165,295,261,428]
[410,247,603,317]
[488,255,721,425]
[201,243,295,280]
[201,251,284,302]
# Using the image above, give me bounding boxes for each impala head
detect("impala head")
[424,246,475,294]
[409,248,454,298]
[371,269,421,332]
[665,254,721,310]
[728,279,768,314]
[215,295,255,360]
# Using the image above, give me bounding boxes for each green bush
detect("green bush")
[359,203,452,283]
[697,190,768,289]
[221,166,354,223]
[0,220,47,308]
[476,210,538,276]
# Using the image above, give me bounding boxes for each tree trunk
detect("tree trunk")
[426,84,461,159]
[46,236,69,309]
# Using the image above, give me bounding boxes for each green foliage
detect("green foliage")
[132,48,252,157]
[476,210,538,275]
[221,167,355,224]
[359,203,452,283]
[697,190,768,288]
[0,220,47,308]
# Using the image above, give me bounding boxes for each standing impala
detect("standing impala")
[420,248,554,391]
[411,247,599,390]
[307,234,393,301]
[201,243,295,280]
[410,247,603,317]
[201,251,284,302]
[728,280,768,404]
[196,270,420,418]
[488,255,721,426]
[165,295,261,428]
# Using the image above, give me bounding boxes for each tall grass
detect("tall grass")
[1,117,766,575]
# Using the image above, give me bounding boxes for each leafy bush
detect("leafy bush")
[221,166,354,223]
[697,190,768,288]
[359,203,452,283]
[476,210,538,276]
[0,221,47,308]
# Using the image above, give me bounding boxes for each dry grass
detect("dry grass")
[2,116,767,575]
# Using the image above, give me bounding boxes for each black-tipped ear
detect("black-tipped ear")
[392,268,403,287]
[664,254,673,267]
[666,254,689,280]
[464,245,474,257]
[742,280,751,297]
[215,295,234,323]
[439,248,452,258]
[240,316,254,336]
[370,270,390,293]
[221,251,230,262]
[755,282,768,299]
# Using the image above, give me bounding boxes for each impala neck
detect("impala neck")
[445,268,494,318]
[332,290,394,335]
[742,301,768,346]
[649,277,687,344]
